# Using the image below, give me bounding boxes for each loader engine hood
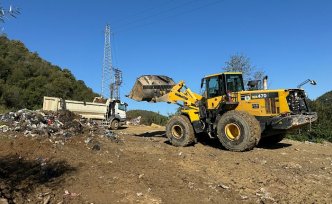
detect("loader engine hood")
[128,75,176,102]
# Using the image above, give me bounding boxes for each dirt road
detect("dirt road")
[0,125,331,203]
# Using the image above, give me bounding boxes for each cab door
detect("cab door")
[205,75,225,109]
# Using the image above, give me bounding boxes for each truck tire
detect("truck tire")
[217,110,261,151]
[166,115,196,147]
[110,119,119,130]
[259,133,286,146]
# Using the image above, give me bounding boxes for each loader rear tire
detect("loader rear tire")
[166,115,196,147]
[217,110,261,152]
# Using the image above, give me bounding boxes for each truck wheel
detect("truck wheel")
[217,110,261,152]
[110,119,119,130]
[166,115,196,147]
[259,133,286,146]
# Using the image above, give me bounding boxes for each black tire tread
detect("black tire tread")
[217,110,261,152]
[166,115,196,147]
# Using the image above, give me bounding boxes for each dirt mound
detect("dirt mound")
[0,125,331,203]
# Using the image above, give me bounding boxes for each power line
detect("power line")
[114,0,223,34]
[113,0,200,32]
[111,0,176,25]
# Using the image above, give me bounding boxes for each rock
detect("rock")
[136,192,143,197]
[0,198,9,204]
[218,184,230,189]
[260,160,267,165]
[85,138,92,144]
[92,144,101,151]
[150,123,163,128]
[282,162,302,169]
[0,125,9,133]
[256,187,275,201]
[43,195,51,204]
[240,195,248,200]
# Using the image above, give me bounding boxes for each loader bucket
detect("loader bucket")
[128,75,176,102]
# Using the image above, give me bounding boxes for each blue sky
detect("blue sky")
[2,0,332,115]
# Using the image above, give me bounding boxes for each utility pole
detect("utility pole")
[101,24,112,99]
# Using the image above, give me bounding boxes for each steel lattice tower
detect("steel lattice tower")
[101,24,112,99]
[111,68,122,100]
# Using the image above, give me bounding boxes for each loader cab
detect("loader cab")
[201,72,244,109]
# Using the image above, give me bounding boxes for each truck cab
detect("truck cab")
[106,99,127,129]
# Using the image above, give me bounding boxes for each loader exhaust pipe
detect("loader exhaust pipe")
[127,75,176,102]
[263,76,268,90]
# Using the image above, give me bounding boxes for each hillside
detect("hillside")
[288,90,332,142]
[316,91,332,104]
[127,110,169,126]
[0,35,98,111]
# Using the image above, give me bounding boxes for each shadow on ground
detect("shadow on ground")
[0,155,76,203]
[198,133,292,151]
[196,133,226,150]
[135,131,166,137]
[134,130,292,151]
[257,142,292,149]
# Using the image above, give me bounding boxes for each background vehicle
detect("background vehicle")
[43,96,127,129]
[128,73,317,151]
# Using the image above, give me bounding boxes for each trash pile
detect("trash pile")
[0,109,84,137]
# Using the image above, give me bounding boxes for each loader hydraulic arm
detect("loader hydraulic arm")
[166,81,203,109]
[128,75,203,109]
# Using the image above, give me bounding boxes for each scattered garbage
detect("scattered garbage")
[0,109,83,136]
[64,190,80,197]
[127,116,141,125]
[0,109,119,143]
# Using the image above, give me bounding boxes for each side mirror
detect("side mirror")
[200,78,204,88]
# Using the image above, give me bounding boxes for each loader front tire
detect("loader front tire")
[217,110,261,151]
[166,115,196,147]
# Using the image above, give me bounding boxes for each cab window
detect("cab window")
[207,76,220,98]
[225,74,244,92]
[118,104,127,111]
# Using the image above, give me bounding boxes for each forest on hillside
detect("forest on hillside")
[127,110,169,126]
[0,36,98,111]
[290,91,332,142]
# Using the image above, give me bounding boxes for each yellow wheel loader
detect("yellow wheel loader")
[128,73,317,151]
